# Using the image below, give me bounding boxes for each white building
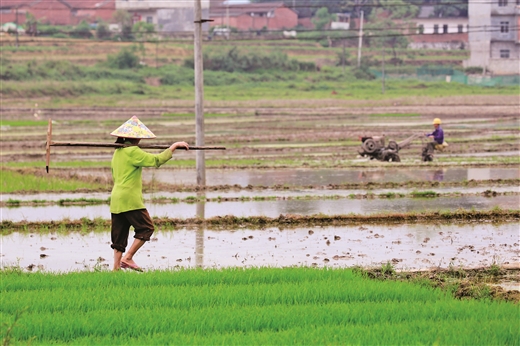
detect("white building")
[410,5,468,50]
[464,0,520,75]
[115,0,210,33]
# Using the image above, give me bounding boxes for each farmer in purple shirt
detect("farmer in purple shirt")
[422,118,446,161]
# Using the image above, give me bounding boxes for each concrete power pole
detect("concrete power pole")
[194,0,205,186]
[226,2,230,39]
[357,10,364,68]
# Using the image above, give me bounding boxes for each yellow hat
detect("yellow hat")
[432,118,442,125]
[110,116,156,139]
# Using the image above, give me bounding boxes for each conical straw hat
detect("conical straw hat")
[110,116,156,139]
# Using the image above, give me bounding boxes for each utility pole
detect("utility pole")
[342,38,346,74]
[357,10,363,68]
[15,7,19,48]
[382,47,385,94]
[194,0,205,186]
[226,2,230,40]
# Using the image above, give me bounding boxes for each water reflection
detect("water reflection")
[195,191,205,268]
[2,195,519,222]
[73,167,519,187]
[2,223,518,273]
[3,186,518,203]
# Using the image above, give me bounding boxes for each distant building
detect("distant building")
[464,1,519,75]
[0,0,115,26]
[330,13,351,30]
[209,1,297,31]
[115,0,210,33]
[410,5,468,50]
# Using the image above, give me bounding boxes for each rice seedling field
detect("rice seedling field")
[1,37,519,344]
[1,268,519,345]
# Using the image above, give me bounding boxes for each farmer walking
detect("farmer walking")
[109,116,189,271]
[422,118,447,161]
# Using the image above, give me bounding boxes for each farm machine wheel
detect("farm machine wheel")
[362,139,377,154]
[385,153,401,162]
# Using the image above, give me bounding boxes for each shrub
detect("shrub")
[70,20,93,38]
[184,47,310,73]
[464,66,484,74]
[353,67,375,80]
[96,22,111,39]
[52,33,69,39]
[106,47,140,69]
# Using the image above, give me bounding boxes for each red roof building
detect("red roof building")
[0,0,115,26]
[210,1,297,31]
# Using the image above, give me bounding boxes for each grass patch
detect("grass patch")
[0,267,517,345]
[411,191,439,198]
[0,169,105,193]
[0,120,49,127]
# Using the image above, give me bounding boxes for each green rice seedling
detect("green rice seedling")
[0,120,48,127]
[170,197,180,203]
[0,268,518,345]
[1,308,27,346]
[184,196,198,203]
[57,198,106,205]
[381,261,396,276]
[5,199,21,206]
[1,169,103,193]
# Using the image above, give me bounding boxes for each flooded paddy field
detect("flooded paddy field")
[1,105,519,169]
[1,102,519,295]
[2,223,519,275]
[2,183,519,203]
[2,195,519,222]
[72,166,520,187]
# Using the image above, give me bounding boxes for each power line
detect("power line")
[2,25,516,46]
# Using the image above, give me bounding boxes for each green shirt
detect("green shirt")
[110,145,172,214]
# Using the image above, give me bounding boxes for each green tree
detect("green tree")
[132,21,155,40]
[107,46,140,69]
[96,21,111,39]
[24,12,39,36]
[433,0,468,17]
[312,7,337,30]
[113,9,133,40]
[365,0,419,62]
[70,20,93,38]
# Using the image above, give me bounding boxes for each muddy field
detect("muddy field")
[1,92,519,299]
[1,96,519,169]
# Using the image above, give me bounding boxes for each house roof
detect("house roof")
[0,0,114,10]
[210,1,291,17]
[0,0,40,9]
[66,0,115,9]
[418,5,435,19]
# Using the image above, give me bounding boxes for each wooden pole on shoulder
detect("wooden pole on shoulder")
[45,119,226,173]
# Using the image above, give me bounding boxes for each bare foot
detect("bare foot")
[121,258,138,267]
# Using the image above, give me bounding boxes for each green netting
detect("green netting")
[369,66,519,86]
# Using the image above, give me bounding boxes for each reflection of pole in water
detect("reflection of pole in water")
[195,229,204,268]
[195,192,205,268]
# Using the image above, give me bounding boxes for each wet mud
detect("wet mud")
[3,166,520,194]
[2,209,519,233]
